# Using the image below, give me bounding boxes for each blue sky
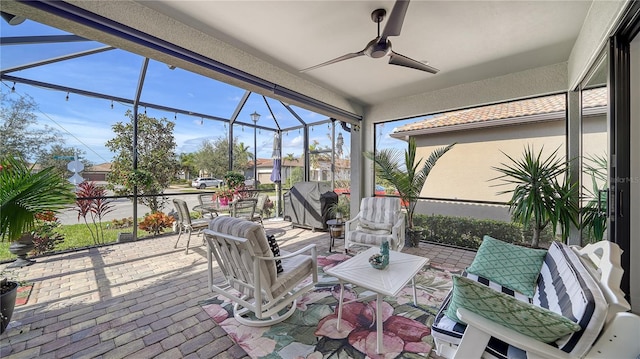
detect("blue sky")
[1,19,361,165]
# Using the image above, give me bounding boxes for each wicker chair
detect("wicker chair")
[173,198,210,254]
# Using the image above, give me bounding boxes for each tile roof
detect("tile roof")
[393,87,607,134]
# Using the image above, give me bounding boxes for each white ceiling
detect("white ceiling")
[138,0,592,106]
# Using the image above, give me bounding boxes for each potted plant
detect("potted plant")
[492,145,579,248]
[327,195,350,238]
[223,171,248,198]
[216,187,235,206]
[365,138,455,247]
[0,155,75,332]
[1,277,18,334]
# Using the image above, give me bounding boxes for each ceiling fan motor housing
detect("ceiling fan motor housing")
[366,38,391,58]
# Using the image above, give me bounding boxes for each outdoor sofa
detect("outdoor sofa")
[431,236,638,359]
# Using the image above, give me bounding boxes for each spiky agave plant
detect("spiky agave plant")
[0,155,75,243]
[364,138,455,231]
[492,145,579,247]
[581,154,608,242]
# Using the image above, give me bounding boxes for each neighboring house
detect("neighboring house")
[390,88,607,220]
[82,162,112,182]
[252,157,351,185]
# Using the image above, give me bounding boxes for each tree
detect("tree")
[178,152,197,180]
[0,92,63,162]
[234,142,253,173]
[193,136,254,177]
[492,145,579,247]
[364,138,455,233]
[0,155,75,243]
[35,145,90,178]
[285,167,304,189]
[105,110,179,212]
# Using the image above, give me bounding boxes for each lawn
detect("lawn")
[0,222,171,262]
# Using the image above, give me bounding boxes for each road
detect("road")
[56,187,209,226]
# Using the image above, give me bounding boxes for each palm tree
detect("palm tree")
[178,152,196,180]
[1,155,75,243]
[364,138,455,233]
[233,141,253,171]
[492,145,579,247]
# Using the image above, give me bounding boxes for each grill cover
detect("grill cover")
[283,182,337,230]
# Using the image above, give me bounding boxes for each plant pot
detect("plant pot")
[7,234,35,268]
[405,228,424,247]
[219,197,230,206]
[329,226,344,239]
[1,280,18,334]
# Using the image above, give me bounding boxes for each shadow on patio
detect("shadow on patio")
[0,219,475,359]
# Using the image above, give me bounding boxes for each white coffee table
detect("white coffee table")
[325,247,429,354]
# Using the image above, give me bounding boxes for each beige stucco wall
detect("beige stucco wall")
[411,115,606,203]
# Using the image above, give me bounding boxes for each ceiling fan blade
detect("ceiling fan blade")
[380,0,410,42]
[300,51,365,72]
[389,51,439,74]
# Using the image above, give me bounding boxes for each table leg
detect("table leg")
[412,277,418,305]
[336,280,345,331]
[329,227,334,252]
[376,293,383,354]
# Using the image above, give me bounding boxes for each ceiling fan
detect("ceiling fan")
[300,0,439,74]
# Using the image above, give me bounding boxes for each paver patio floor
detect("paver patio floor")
[0,218,476,359]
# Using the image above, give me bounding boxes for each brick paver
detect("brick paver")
[0,219,474,358]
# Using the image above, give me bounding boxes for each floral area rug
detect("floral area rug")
[200,253,462,359]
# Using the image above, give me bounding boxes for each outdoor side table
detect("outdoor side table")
[326,219,345,252]
[325,247,429,354]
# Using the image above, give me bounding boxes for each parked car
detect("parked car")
[191,177,223,189]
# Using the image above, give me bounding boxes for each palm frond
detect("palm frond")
[1,156,75,242]
[364,138,455,229]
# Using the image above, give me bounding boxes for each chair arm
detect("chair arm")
[344,214,361,231]
[456,308,572,359]
[256,244,317,261]
[391,214,405,234]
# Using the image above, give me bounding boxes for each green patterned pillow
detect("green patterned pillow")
[467,235,547,297]
[445,275,581,343]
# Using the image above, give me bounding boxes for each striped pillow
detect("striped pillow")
[533,242,608,357]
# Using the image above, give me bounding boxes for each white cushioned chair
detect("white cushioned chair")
[203,216,318,327]
[344,197,405,252]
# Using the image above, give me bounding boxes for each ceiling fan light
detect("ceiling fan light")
[1,11,26,26]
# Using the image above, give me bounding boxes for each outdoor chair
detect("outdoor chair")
[251,193,269,226]
[344,197,405,252]
[204,216,318,326]
[195,193,218,218]
[173,198,210,254]
[230,197,258,221]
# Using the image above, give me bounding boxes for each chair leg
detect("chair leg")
[185,230,192,254]
[174,227,183,249]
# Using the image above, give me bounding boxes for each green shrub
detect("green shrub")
[258,183,275,191]
[414,214,556,250]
